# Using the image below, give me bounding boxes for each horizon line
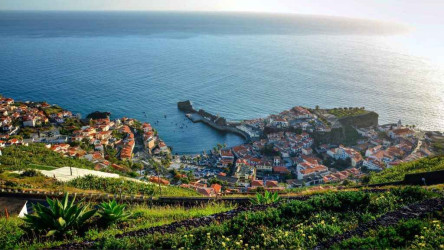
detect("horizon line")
[0,9,408,26]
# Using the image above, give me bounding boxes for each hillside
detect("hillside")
[0,144,95,171]
[0,144,199,198]
[1,186,443,249]
[367,156,444,184]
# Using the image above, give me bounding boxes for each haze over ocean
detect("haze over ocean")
[0,11,443,153]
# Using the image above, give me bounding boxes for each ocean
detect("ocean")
[0,11,443,154]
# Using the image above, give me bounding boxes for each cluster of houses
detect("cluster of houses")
[356,120,433,171]
[180,112,435,193]
[0,95,170,174]
[1,97,49,137]
[239,106,330,140]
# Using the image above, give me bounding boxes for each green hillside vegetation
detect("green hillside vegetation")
[67,175,199,197]
[6,186,438,249]
[97,187,442,249]
[42,106,63,116]
[1,202,234,249]
[0,171,199,198]
[367,156,444,184]
[0,144,95,171]
[327,107,368,118]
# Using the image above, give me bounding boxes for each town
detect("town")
[0,95,442,197]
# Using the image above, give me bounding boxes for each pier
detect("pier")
[178,100,251,142]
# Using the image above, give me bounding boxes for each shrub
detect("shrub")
[308,191,370,212]
[250,191,281,205]
[98,200,131,226]
[0,218,23,249]
[391,186,435,203]
[23,192,96,238]
[20,169,41,177]
[280,200,314,217]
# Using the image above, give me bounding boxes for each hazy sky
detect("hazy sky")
[1,0,443,25]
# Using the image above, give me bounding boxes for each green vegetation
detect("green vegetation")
[0,144,94,171]
[90,187,440,249]
[1,187,442,249]
[334,217,444,249]
[1,202,234,249]
[67,175,199,197]
[327,107,367,118]
[98,200,131,226]
[60,118,83,135]
[367,156,444,184]
[250,191,281,205]
[23,193,96,238]
[431,138,444,155]
[43,106,63,116]
[68,175,154,196]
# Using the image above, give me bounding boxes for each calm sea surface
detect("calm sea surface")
[0,11,443,153]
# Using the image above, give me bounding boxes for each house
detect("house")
[196,187,216,197]
[328,145,363,167]
[211,184,222,194]
[365,145,383,157]
[142,123,152,133]
[256,163,273,172]
[388,128,415,139]
[220,149,234,159]
[323,168,361,183]
[363,158,385,171]
[302,147,313,155]
[23,115,36,127]
[292,106,312,119]
[271,117,289,128]
[143,131,156,149]
[234,159,256,181]
[273,166,290,175]
[273,156,281,166]
[149,176,170,185]
[296,162,328,180]
[158,141,168,152]
[250,180,264,188]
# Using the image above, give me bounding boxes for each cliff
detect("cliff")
[313,111,378,145]
[338,111,378,128]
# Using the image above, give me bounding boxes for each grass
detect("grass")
[0,144,95,171]
[27,164,58,171]
[3,202,235,249]
[368,156,444,184]
[333,217,444,249]
[327,108,368,118]
[67,175,200,197]
[90,186,440,249]
[42,106,63,116]
[1,186,441,249]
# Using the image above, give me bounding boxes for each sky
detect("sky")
[0,0,443,26]
[1,0,443,63]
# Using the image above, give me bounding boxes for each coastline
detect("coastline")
[185,112,251,142]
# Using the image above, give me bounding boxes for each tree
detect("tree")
[149,160,165,195]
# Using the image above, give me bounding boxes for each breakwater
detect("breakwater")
[178,100,251,141]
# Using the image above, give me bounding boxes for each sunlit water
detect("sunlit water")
[0,11,443,153]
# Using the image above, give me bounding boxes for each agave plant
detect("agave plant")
[23,192,96,238]
[250,191,281,205]
[98,200,131,226]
